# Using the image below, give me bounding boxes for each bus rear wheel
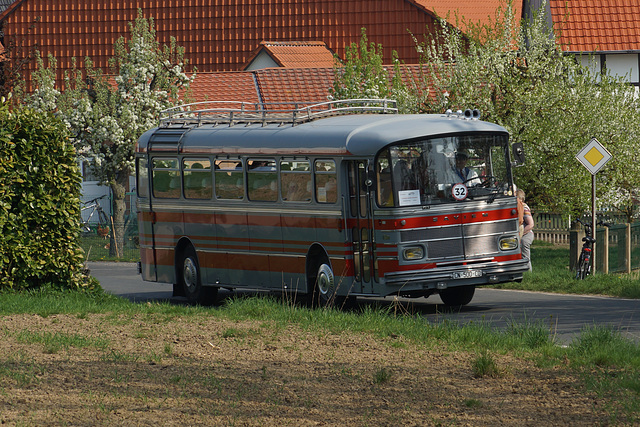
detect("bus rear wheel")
[308,262,335,308]
[179,246,217,306]
[439,285,475,307]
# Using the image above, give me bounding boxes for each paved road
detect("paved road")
[88,262,640,345]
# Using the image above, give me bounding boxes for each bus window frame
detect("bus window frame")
[280,158,312,203]
[214,158,245,201]
[151,157,181,199]
[314,159,338,204]
[247,158,278,202]
[136,157,149,199]
[182,157,213,200]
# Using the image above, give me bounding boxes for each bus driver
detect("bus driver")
[452,151,480,186]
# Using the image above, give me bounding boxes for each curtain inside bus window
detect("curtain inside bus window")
[281,160,311,202]
[248,159,277,201]
[136,157,149,199]
[183,158,212,199]
[152,158,180,199]
[214,159,244,200]
[315,160,337,203]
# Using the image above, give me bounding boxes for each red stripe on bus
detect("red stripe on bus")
[374,208,517,230]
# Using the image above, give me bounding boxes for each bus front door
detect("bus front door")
[347,161,376,294]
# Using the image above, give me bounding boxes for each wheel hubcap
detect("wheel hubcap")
[183,257,198,292]
[317,264,334,296]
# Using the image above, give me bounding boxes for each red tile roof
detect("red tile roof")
[244,41,336,70]
[188,68,335,107]
[550,0,640,52]
[0,0,443,91]
[188,65,436,107]
[413,0,523,31]
[188,72,259,105]
[255,67,335,105]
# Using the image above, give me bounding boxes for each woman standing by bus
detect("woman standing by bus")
[517,189,534,271]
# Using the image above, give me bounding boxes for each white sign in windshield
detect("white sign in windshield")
[398,189,420,206]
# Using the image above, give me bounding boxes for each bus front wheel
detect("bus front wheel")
[179,246,217,306]
[439,285,475,307]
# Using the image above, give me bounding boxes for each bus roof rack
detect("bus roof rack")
[159,99,398,127]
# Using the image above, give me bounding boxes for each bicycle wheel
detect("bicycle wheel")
[96,208,110,238]
[576,254,590,280]
[97,208,109,229]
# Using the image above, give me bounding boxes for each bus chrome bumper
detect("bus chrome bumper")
[383,258,529,288]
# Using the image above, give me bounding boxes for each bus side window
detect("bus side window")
[136,157,149,199]
[248,159,277,201]
[152,158,180,199]
[281,160,311,202]
[183,158,212,199]
[315,159,337,203]
[214,159,244,200]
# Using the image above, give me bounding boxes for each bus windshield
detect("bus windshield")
[377,133,511,207]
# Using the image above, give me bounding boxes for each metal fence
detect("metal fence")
[79,192,140,262]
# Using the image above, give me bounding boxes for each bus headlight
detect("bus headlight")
[499,236,518,251]
[403,246,425,260]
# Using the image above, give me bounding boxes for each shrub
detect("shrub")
[0,98,92,290]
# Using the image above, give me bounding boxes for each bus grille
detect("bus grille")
[400,219,518,260]
[427,238,464,258]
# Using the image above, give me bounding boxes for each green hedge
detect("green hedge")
[0,100,93,290]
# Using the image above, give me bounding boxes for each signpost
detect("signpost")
[575,138,612,273]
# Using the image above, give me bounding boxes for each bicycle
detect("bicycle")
[574,218,610,279]
[80,195,110,237]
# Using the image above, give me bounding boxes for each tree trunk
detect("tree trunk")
[109,172,129,258]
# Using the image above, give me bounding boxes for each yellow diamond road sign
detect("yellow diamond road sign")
[576,138,612,175]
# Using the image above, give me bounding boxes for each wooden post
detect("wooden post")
[569,225,584,271]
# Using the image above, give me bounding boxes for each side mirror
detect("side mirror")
[512,142,525,166]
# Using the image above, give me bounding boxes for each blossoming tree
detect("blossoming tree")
[30,10,193,256]
[418,1,640,220]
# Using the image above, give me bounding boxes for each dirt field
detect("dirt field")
[0,312,615,426]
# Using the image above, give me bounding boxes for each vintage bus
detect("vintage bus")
[135,99,528,306]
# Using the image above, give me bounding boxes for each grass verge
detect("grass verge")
[0,287,638,423]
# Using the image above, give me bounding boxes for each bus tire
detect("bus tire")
[308,261,335,308]
[179,245,217,306]
[439,285,475,307]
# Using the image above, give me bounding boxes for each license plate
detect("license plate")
[451,270,483,279]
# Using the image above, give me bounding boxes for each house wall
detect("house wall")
[245,52,279,71]
[578,53,640,86]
